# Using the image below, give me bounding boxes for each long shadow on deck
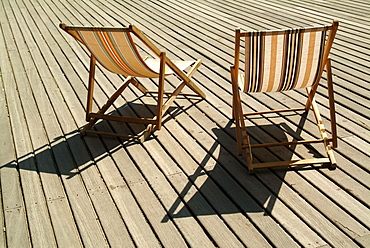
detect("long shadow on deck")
[1,102,175,179]
[162,113,326,220]
[2,99,325,222]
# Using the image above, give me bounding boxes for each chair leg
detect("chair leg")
[234,102,246,157]
[156,52,166,130]
[326,58,337,148]
[307,87,337,169]
[235,101,253,171]
[231,67,242,155]
[243,130,254,172]
[235,112,242,156]
[86,56,96,122]
[230,66,237,120]
[230,66,253,171]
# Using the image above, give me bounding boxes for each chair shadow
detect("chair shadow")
[162,112,324,221]
[1,100,178,179]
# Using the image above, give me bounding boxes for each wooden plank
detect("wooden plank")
[86,3,286,246]
[174,88,365,247]
[206,0,370,90]
[274,169,370,239]
[342,135,370,156]
[147,132,281,248]
[0,43,29,247]
[169,99,328,247]
[118,81,303,247]
[272,0,370,27]
[312,88,370,146]
[251,87,369,181]
[0,77,7,248]
[93,1,368,246]
[355,233,370,248]
[57,9,251,244]
[22,9,133,248]
[97,129,189,247]
[101,112,217,245]
[83,135,161,248]
[244,92,370,222]
[6,1,83,247]
[5,29,59,248]
[125,120,252,246]
[6,1,85,246]
[285,90,370,189]
[0,16,10,248]
[196,0,370,116]
[144,139,254,247]
[71,1,268,246]
[109,98,248,246]
[65,133,135,247]
[238,91,368,221]
[166,0,368,229]
[20,9,137,246]
[258,172,363,248]
[1,1,54,246]
[1,0,369,247]
[5,0,111,246]
[183,0,370,182]
[59,4,187,246]
[122,145,211,247]
[123,5,364,242]
[60,28,214,248]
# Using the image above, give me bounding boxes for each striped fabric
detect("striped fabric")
[241,27,328,93]
[65,28,160,78]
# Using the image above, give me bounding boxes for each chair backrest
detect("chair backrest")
[60,24,160,78]
[233,20,339,93]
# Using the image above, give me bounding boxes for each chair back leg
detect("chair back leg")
[156,52,166,130]
[326,58,338,148]
[86,56,96,121]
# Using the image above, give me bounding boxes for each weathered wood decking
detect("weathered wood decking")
[0,0,369,247]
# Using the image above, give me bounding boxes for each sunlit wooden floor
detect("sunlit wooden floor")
[0,0,369,247]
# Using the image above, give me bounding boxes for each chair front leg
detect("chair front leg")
[156,52,166,130]
[86,56,96,121]
[326,58,337,148]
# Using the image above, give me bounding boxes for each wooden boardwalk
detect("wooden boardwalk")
[1,0,369,247]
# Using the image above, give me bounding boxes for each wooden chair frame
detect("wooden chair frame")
[230,20,339,172]
[60,24,205,142]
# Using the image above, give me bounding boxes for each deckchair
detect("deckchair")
[230,20,339,172]
[60,23,205,142]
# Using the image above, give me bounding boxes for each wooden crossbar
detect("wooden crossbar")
[250,158,331,170]
[243,107,306,116]
[244,138,331,149]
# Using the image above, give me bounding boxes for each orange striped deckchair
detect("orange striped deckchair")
[230,20,339,172]
[60,23,205,142]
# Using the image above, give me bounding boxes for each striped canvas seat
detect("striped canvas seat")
[60,24,205,142]
[230,20,339,172]
[239,26,329,93]
[61,26,196,78]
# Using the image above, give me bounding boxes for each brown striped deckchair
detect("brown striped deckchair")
[230,20,339,172]
[60,23,205,142]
